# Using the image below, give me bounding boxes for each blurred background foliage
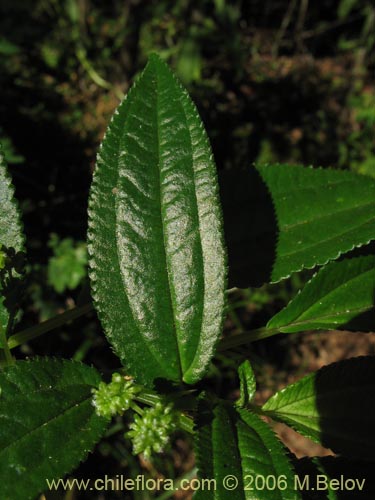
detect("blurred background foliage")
[1,0,374,498]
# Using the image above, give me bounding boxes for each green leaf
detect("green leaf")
[47,235,87,293]
[267,255,375,333]
[88,54,226,386]
[0,146,25,334]
[222,165,375,286]
[195,399,300,499]
[0,358,109,500]
[257,164,375,283]
[262,356,375,461]
[237,360,256,406]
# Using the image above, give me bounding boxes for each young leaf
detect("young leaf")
[0,146,25,333]
[195,399,301,499]
[267,255,375,333]
[88,54,226,387]
[0,358,109,500]
[237,359,256,406]
[262,357,375,461]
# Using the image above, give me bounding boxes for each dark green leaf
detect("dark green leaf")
[195,399,300,499]
[237,360,256,406]
[262,356,375,461]
[221,165,375,286]
[0,358,109,500]
[267,255,375,333]
[258,164,375,282]
[88,54,226,386]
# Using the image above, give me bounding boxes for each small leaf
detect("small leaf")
[88,54,226,387]
[262,356,375,461]
[237,360,256,406]
[0,358,109,500]
[47,235,87,293]
[195,399,301,499]
[267,255,375,333]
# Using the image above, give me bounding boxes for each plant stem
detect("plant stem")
[135,392,195,434]
[130,402,144,417]
[0,325,13,367]
[217,326,281,351]
[7,303,94,349]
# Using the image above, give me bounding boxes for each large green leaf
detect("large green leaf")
[267,255,375,333]
[0,358,109,500]
[88,54,226,386]
[0,146,25,336]
[195,399,300,499]
[221,165,375,286]
[258,164,375,282]
[262,357,375,461]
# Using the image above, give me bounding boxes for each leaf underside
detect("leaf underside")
[88,54,226,387]
[0,358,108,500]
[262,356,375,461]
[195,399,301,500]
[267,255,375,333]
[0,147,25,333]
[0,147,24,253]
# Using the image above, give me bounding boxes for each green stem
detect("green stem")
[7,303,93,349]
[130,402,144,417]
[76,46,124,100]
[0,324,13,367]
[135,392,195,434]
[178,413,195,435]
[217,326,281,351]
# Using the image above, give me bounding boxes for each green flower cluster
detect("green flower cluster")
[127,402,178,460]
[92,372,141,418]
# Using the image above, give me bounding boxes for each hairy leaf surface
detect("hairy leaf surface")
[88,54,226,386]
[0,358,109,500]
[262,357,375,460]
[0,146,24,253]
[267,255,375,333]
[195,399,300,499]
[237,360,256,406]
[0,146,24,335]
